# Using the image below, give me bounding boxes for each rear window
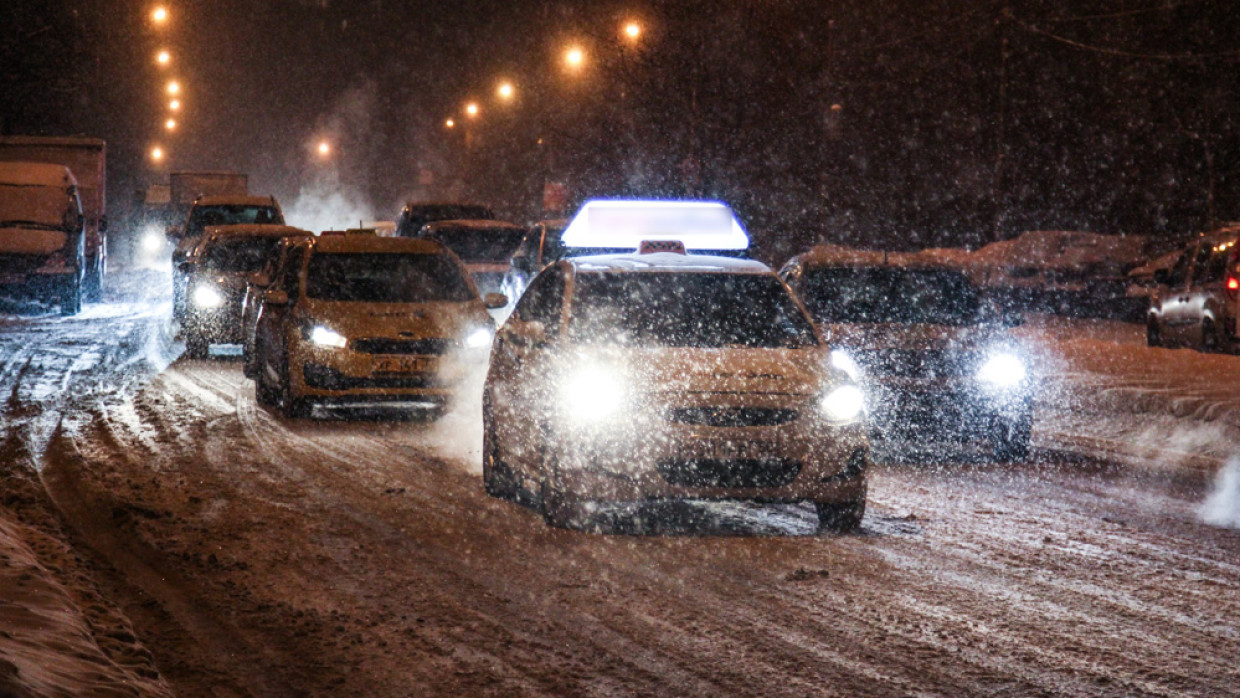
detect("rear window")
[426,227,526,263]
[187,205,283,236]
[799,267,982,325]
[304,252,475,303]
[569,272,817,348]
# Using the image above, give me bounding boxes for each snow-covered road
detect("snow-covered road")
[3,279,1240,696]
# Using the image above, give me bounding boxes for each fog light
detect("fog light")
[310,326,348,349]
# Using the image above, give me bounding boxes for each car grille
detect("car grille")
[657,458,802,488]
[854,348,962,379]
[665,406,798,427]
[302,363,438,390]
[351,338,455,355]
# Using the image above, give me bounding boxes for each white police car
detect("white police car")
[482,209,868,532]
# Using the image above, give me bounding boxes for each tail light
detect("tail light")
[1227,276,1239,298]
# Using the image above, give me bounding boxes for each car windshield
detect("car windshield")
[799,267,982,325]
[304,252,475,303]
[200,236,283,273]
[187,205,283,236]
[569,272,818,348]
[428,227,526,263]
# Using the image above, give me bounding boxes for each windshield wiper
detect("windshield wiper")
[0,220,61,231]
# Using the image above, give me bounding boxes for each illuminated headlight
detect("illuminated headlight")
[191,284,224,309]
[830,349,862,381]
[464,327,493,349]
[142,231,163,253]
[821,384,865,423]
[563,368,625,422]
[309,325,348,349]
[976,352,1027,387]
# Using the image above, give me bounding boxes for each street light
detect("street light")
[166,80,180,95]
[497,81,515,101]
[151,6,168,24]
[150,146,165,162]
[623,22,642,41]
[317,141,331,158]
[169,99,181,111]
[465,102,479,118]
[165,118,176,131]
[156,50,171,66]
[564,46,586,70]
[445,118,456,128]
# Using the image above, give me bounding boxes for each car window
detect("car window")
[1166,246,1192,287]
[1188,243,1212,285]
[1203,247,1229,284]
[277,245,306,294]
[201,236,284,273]
[515,266,565,329]
[304,252,475,303]
[186,205,282,237]
[797,267,982,325]
[425,226,526,263]
[568,272,818,348]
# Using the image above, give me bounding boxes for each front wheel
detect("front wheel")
[279,361,311,418]
[815,490,866,533]
[482,393,517,500]
[58,276,81,316]
[1146,318,1161,347]
[84,258,104,303]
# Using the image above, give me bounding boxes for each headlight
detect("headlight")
[821,384,865,423]
[142,231,163,253]
[464,327,493,349]
[830,349,862,381]
[309,325,348,349]
[563,367,625,422]
[976,352,1027,387]
[191,284,224,309]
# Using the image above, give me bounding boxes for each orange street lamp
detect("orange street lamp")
[497,81,515,100]
[166,80,180,95]
[169,98,181,111]
[445,118,456,128]
[156,50,171,66]
[465,102,479,118]
[150,146,165,162]
[564,46,586,70]
[317,141,331,158]
[165,118,176,131]
[151,6,168,24]
[623,22,642,41]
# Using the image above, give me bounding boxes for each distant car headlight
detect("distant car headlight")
[821,384,865,423]
[976,352,1027,387]
[465,326,493,349]
[563,367,625,422]
[830,349,862,381]
[142,230,163,253]
[309,325,348,349]
[191,284,224,309]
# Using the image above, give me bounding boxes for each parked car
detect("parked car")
[177,224,312,358]
[1146,227,1240,352]
[781,246,1034,462]
[394,202,494,238]
[0,162,85,314]
[417,219,527,296]
[170,195,284,316]
[250,232,506,418]
[483,245,868,532]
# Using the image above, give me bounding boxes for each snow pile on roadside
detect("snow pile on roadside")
[1201,458,1240,529]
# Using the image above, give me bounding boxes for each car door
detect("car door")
[256,243,307,383]
[490,265,566,483]
[1187,244,1230,346]
[1160,243,1200,346]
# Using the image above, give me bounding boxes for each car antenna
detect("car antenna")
[883,250,888,265]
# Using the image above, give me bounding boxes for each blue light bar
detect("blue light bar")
[560,200,749,251]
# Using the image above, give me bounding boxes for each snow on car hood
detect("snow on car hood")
[0,227,68,256]
[570,345,831,396]
[817,322,1000,352]
[301,299,490,342]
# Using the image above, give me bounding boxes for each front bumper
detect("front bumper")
[290,339,482,403]
[547,392,869,504]
[865,383,1031,442]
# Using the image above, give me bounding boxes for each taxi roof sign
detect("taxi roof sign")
[560,200,749,251]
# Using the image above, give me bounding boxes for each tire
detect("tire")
[1146,318,1161,347]
[1201,319,1224,353]
[993,411,1033,463]
[58,277,82,316]
[815,489,866,533]
[84,258,103,303]
[254,347,278,407]
[482,393,517,500]
[279,360,311,418]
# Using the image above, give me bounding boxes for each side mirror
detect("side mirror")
[483,292,508,309]
[248,272,271,288]
[263,289,290,307]
[1152,268,1170,286]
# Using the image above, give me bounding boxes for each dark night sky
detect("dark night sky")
[4,0,1240,259]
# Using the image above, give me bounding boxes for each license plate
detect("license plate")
[373,355,437,373]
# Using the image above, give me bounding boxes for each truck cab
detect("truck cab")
[0,162,85,314]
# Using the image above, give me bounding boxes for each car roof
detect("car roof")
[0,161,77,188]
[567,252,771,274]
[310,234,447,255]
[421,219,525,232]
[201,224,311,241]
[787,244,971,271]
[194,195,279,207]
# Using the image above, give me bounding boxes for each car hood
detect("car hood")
[301,299,490,341]
[567,345,833,397]
[190,271,252,293]
[817,322,1000,352]
[0,227,68,256]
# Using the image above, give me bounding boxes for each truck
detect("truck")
[0,162,86,314]
[0,137,106,302]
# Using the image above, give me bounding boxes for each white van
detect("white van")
[0,162,85,314]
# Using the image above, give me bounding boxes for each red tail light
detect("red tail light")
[1228,277,1239,297]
